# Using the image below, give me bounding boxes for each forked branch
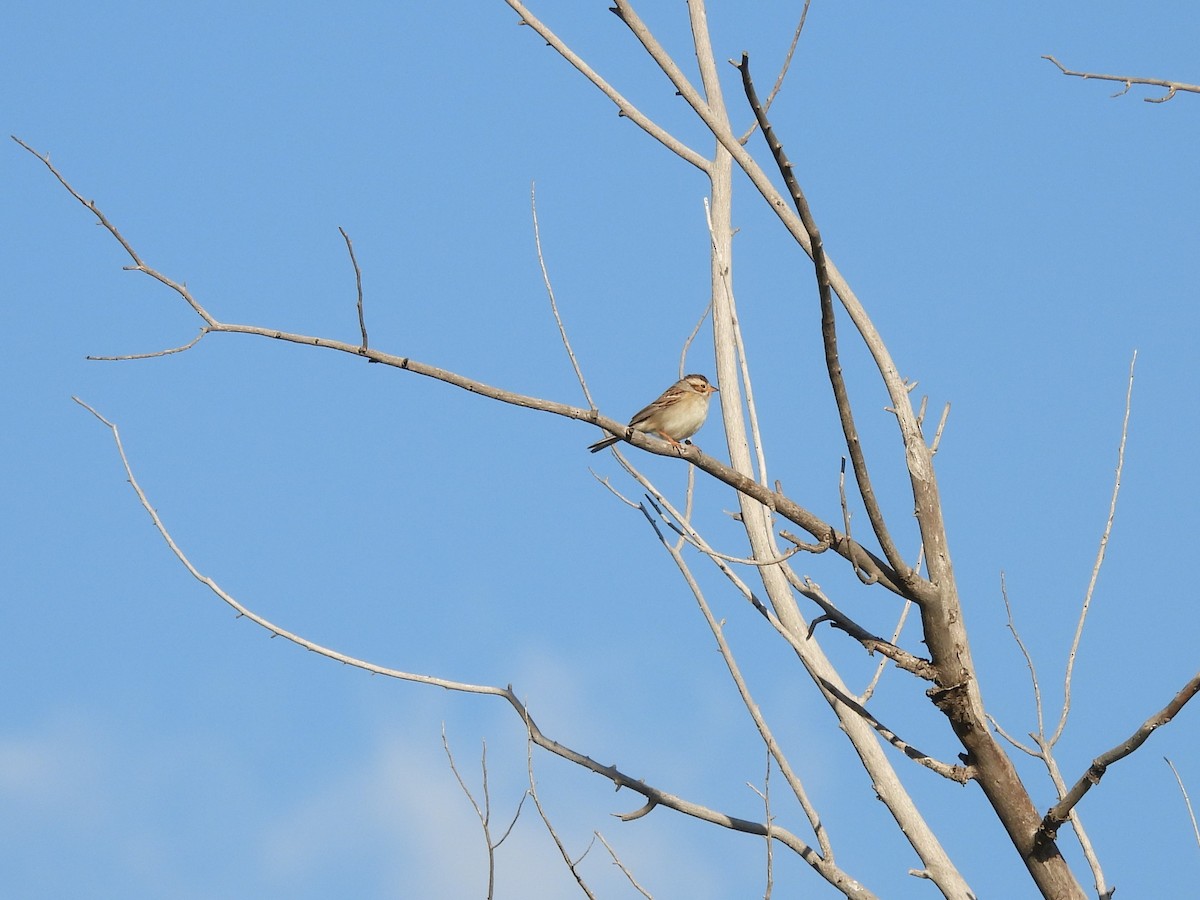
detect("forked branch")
[1038,671,1200,845]
[442,731,528,900]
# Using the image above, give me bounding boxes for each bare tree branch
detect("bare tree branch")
[11,136,218,327]
[503,2,710,170]
[531,182,595,412]
[816,677,972,784]
[738,0,812,145]
[702,197,768,486]
[993,577,1112,893]
[1165,757,1200,852]
[1039,671,1200,844]
[783,572,935,681]
[525,727,598,900]
[13,133,916,597]
[1053,352,1137,744]
[734,53,910,581]
[747,752,776,900]
[635,501,843,868]
[86,328,208,361]
[442,730,528,900]
[337,226,368,352]
[1043,55,1200,103]
[71,396,861,873]
[595,832,653,900]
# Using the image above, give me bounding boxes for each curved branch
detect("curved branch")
[74,395,870,884]
[1164,758,1200,852]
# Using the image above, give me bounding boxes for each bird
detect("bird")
[588,373,719,453]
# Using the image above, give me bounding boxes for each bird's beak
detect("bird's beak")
[709,384,719,394]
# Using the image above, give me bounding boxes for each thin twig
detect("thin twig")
[442,731,527,900]
[531,182,594,411]
[858,543,925,702]
[503,4,710,170]
[338,227,368,352]
[739,0,812,145]
[1039,671,1200,843]
[525,724,597,899]
[930,402,951,455]
[1053,351,1137,744]
[703,198,768,488]
[87,328,208,361]
[859,596,915,703]
[1165,758,1200,851]
[644,494,803,567]
[13,137,217,327]
[678,295,712,382]
[1042,55,1199,103]
[595,832,653,899]
[999,572,1046,740]
[747,751,775,899]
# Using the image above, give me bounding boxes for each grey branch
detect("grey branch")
[1043,55,1200,103]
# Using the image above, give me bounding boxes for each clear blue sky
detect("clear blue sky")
[5,3,1199,897]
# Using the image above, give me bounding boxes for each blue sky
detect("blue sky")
[5,2,1200,897]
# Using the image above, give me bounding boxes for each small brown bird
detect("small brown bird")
[588,374,719,453]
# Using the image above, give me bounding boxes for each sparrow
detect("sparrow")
[588,373,719,453]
